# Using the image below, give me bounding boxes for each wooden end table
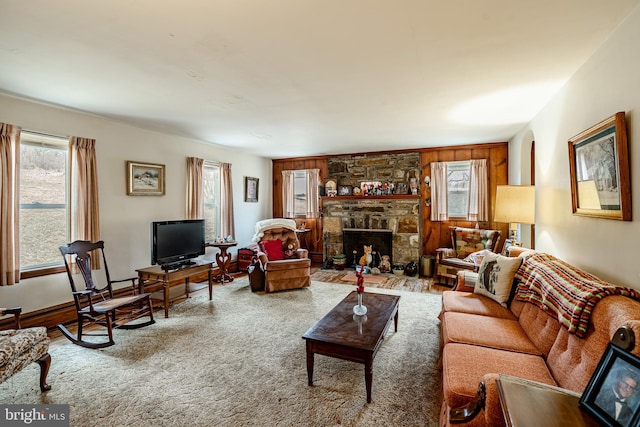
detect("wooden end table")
[208,241,237,283]
[136,260,213,318]
[497,374,600,427]
[302,291,400,403]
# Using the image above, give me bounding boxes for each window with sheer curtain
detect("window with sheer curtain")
[282,169,320,218]
[430,159,488,222]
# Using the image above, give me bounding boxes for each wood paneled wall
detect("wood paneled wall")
[420,142,509,256]
[272,157,328,262]
[272,142,509,263]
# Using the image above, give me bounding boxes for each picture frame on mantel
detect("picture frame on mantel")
[568,112,631,221]
[126,160,165,196]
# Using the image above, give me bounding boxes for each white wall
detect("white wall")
[0,94,273,313]
[510,5,640,289]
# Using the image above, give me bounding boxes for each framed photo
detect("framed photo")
[568,112,631,220]
[579,343,640,427]
[324,178,337,197]
[338,185,352,196]
[126,161,165,196]
[245,177,259,202]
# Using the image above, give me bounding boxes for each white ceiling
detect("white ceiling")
[1,1,639,159]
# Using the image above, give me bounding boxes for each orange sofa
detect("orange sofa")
[438,247,640,427]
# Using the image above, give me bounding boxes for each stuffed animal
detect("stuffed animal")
[379,255,391,273]
[284,238,298,259]
[359,245,373,267]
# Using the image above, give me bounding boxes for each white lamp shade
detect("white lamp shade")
[494,185,535,224]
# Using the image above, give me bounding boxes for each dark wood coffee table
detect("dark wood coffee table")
[302,291,400,403]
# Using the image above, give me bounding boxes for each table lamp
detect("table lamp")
[494,185,535,243]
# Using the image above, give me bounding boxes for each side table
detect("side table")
[496,374,600,427]
[295,228,311,250]
[209,241,238,283]
[136,260,213,318]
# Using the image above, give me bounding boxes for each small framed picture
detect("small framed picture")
[338,185,352,196]
[579,343,640,426]
[126,161,165,196]
[324,178,337,197]
[245,177,259,202]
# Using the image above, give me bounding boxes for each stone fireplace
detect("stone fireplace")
[342,228,393,267]
[321,152,421,267]
[322,197,420,266]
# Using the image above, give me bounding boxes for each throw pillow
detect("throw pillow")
[474,251,523,306]
[260,240,285,261]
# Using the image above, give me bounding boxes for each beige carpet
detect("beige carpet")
[0,278,443,427]
[340,273,386,284]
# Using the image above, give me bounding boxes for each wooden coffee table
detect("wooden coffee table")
[302,291,400,403]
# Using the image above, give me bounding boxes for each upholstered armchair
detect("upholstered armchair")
[252,219,311,293]
[434,226,501,286]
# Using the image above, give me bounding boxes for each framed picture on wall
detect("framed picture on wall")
[245,177,259,202]
[126,161,165,196]
[568,112,631,221]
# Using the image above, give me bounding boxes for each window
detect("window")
[447,161,471,218]
[19,131,68,272]
[203,162,221,241]
[293,170,307,217]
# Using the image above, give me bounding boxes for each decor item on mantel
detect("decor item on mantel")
[568,111,631,221]
[353,269,367,316]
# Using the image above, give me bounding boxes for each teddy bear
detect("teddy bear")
[379,255,391,273]
[284,238,298,259]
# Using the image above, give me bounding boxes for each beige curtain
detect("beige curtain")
[186,157,204,219]
[430,162,448,221]
[282,170,294,218]
[69,136,100,269]
[468,159,488,222]
[220,163,235,238]
[305,169,320,218]
[0,123,21,285]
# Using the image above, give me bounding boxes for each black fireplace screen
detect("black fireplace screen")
[342,228,393,268]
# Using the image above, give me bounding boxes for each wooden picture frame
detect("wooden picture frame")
[126,161,165,196]
[245,177,259,202]
[324,178,337,197]
[568,112,631,220]
[579,343,640,426]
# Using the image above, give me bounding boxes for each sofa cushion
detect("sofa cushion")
[259,239,285,261]
[442,343,557,409]
[474,252,522,306]
[442,312,542,355]
[0,327,48,369]
[441,291,516,320]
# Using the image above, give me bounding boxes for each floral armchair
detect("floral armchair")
[434,226,501,286]
[0,307,51,392]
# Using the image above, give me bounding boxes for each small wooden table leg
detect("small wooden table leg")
[306,343,315,386]
[365,357,373,403]
[208,267,213,300]
[164,283,170,318]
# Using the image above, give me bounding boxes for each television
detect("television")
[151,219,205,269]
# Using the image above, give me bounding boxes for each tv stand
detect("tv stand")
[136,260,214,318]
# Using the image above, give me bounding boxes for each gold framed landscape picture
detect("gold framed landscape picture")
[568,112,631,220]
[126,161,165,196]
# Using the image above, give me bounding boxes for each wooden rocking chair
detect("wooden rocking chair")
[58,240,155,349]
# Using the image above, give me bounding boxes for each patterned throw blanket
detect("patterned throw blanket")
[515,253,640,338]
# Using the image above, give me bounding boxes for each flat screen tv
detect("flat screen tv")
[151,219,205,269]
